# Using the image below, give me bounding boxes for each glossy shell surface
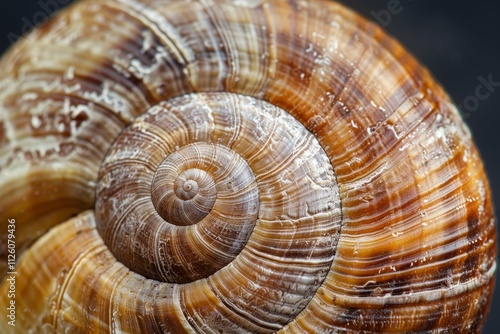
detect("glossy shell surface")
[0,0,496,333]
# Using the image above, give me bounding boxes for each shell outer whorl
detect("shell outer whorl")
[0,0,496,332]
[95,92,342,285]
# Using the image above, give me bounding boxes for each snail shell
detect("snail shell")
[0,0,496,333]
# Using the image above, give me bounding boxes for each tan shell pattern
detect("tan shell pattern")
[0,0,496,333]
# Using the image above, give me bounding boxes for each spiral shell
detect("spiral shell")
[0,0,496,333]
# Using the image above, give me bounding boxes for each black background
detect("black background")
[0,0,498,332]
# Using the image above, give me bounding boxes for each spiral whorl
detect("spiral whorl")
[95,92,341,286]
[152,143,254,227]
[0,0,496,332]
[156,164,217,225]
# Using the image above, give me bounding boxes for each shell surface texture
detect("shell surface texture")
[0,0,496,333]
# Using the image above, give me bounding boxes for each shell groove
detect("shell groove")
[0,0,496,333]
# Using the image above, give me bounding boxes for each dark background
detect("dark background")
[0,0,498,332]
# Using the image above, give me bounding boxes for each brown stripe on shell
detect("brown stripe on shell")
[0,0,496,333]
[0,121,7,146]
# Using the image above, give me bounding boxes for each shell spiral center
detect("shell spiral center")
[95,92,341,291]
